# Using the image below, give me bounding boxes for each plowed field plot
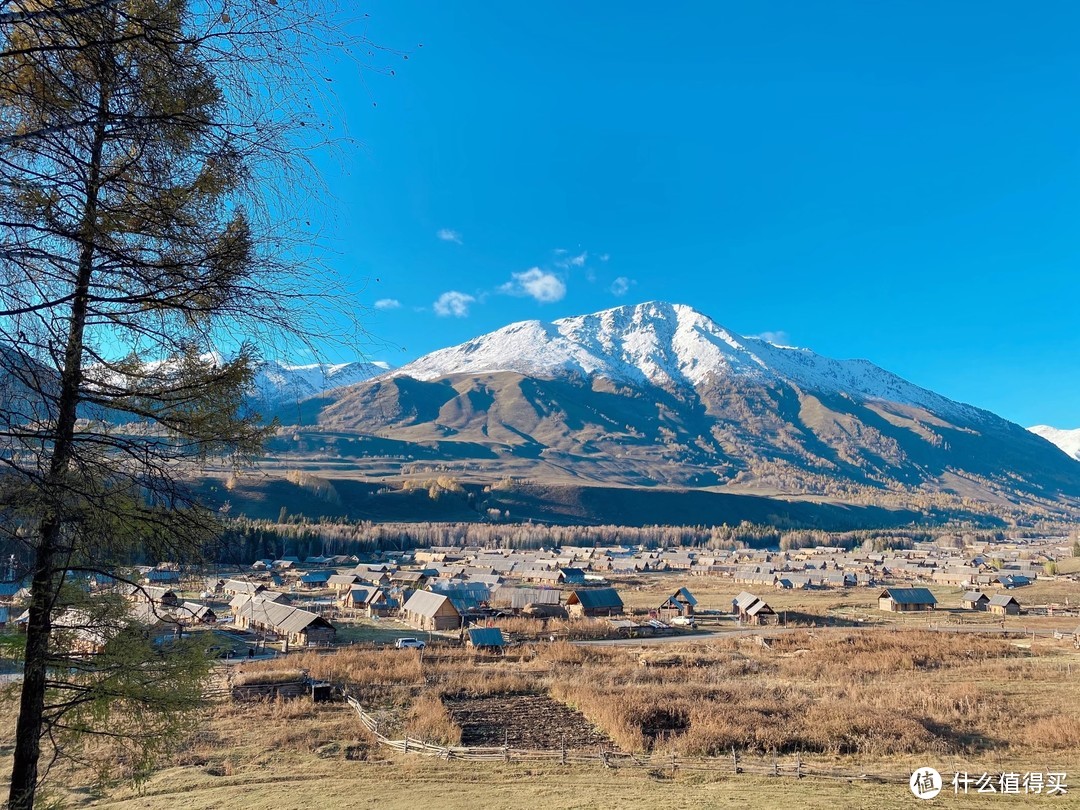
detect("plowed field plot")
[443,694,613,749]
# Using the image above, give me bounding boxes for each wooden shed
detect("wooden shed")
[465,627,505,651]
[961,591,989,611]
[233,597,336,648]
[733,592,775,625]
[988,594,1021,616]
[401,590,461,632]
[878,587,936,613]
[177,602,217,624]
[565,588,624,618]
[658,587,697,618]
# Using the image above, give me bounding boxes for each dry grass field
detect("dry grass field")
[615,573,1080,630]
[4,625,1079,809]
[3,569,1080,809]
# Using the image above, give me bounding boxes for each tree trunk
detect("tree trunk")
[8,530,59,810]
[7,67,109,809]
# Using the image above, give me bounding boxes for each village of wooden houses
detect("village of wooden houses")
[23,533,1074,658]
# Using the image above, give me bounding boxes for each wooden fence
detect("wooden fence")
[342,692,907,783]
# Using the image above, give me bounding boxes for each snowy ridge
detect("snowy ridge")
[1028,425,1080,461]
[87,353,389,409]
[253,360,390,406]
[391,301,982,418]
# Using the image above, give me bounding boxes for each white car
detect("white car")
[395,637,426,649]
[670,616,696,628]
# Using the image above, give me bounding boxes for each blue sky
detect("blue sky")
[303,2,1080,428]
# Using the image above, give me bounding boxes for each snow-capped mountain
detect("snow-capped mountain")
[313,301,1080,516]
[393,301,977,420]
[1028,425,1080,461]
[252,359,390,409]
[74,352,390,422]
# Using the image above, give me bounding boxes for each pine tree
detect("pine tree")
[0,1,374,805]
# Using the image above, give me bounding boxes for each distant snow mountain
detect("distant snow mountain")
[252,359,390,410]
[76,353,390,421]
[313,301,1080,516]
[394,301,977,419]
[1028,425,1080,461]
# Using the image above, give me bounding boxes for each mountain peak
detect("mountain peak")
[1028,425,1080,461]
[390,301,976,418]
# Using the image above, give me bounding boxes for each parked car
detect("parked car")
[670,616,696,628]
[395,637,426,649]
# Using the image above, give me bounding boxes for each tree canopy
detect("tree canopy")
[0,1,380,805]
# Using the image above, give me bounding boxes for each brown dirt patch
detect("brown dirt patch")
[443,693,613,750]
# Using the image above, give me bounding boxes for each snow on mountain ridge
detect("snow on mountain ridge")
[1028,425,1080,461]
[391,301,980,418]
[253,359,389,405]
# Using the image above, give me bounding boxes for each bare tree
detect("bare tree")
[0,1,385,805]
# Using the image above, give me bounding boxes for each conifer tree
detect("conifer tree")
[0,1,374,804]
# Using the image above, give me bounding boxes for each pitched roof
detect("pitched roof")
[567,588,623,610]
[665,587,697,607]
[880,587,937,605]
[745,600,775,616]
[344,586,380,605]
[402,590,457,618]
[178,602,215,621]
[236,597,333,635]
[327,574,361,587]
[988,594,1020,607]
[961,591,988,602]
[734,591,761,611]
[490,586,561,609]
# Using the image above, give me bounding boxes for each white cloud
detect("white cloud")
[753,330,792,346]
[498,268,566,303]
[374,298,401,310]
[609,276,635,297]
[436,228,463,245]
[555,250,588,270]
[433,290,475,317]
[598,253,610,262]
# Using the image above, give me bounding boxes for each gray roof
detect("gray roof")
[734,591,761,610]
[988,594,1020,607]
[961,591,987,602]
[344,586,380,605]
[745,600,775,616]
[178,602,215,621]
[236,597,333,636]
[402,590,457,618]
[224,579,264,595]
[491,586,561,609]
[327,574,361,587]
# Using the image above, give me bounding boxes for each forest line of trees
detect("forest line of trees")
[214,516,1040,563]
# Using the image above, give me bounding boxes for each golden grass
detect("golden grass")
[4,626,1080,808]
[231,668,306,687]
